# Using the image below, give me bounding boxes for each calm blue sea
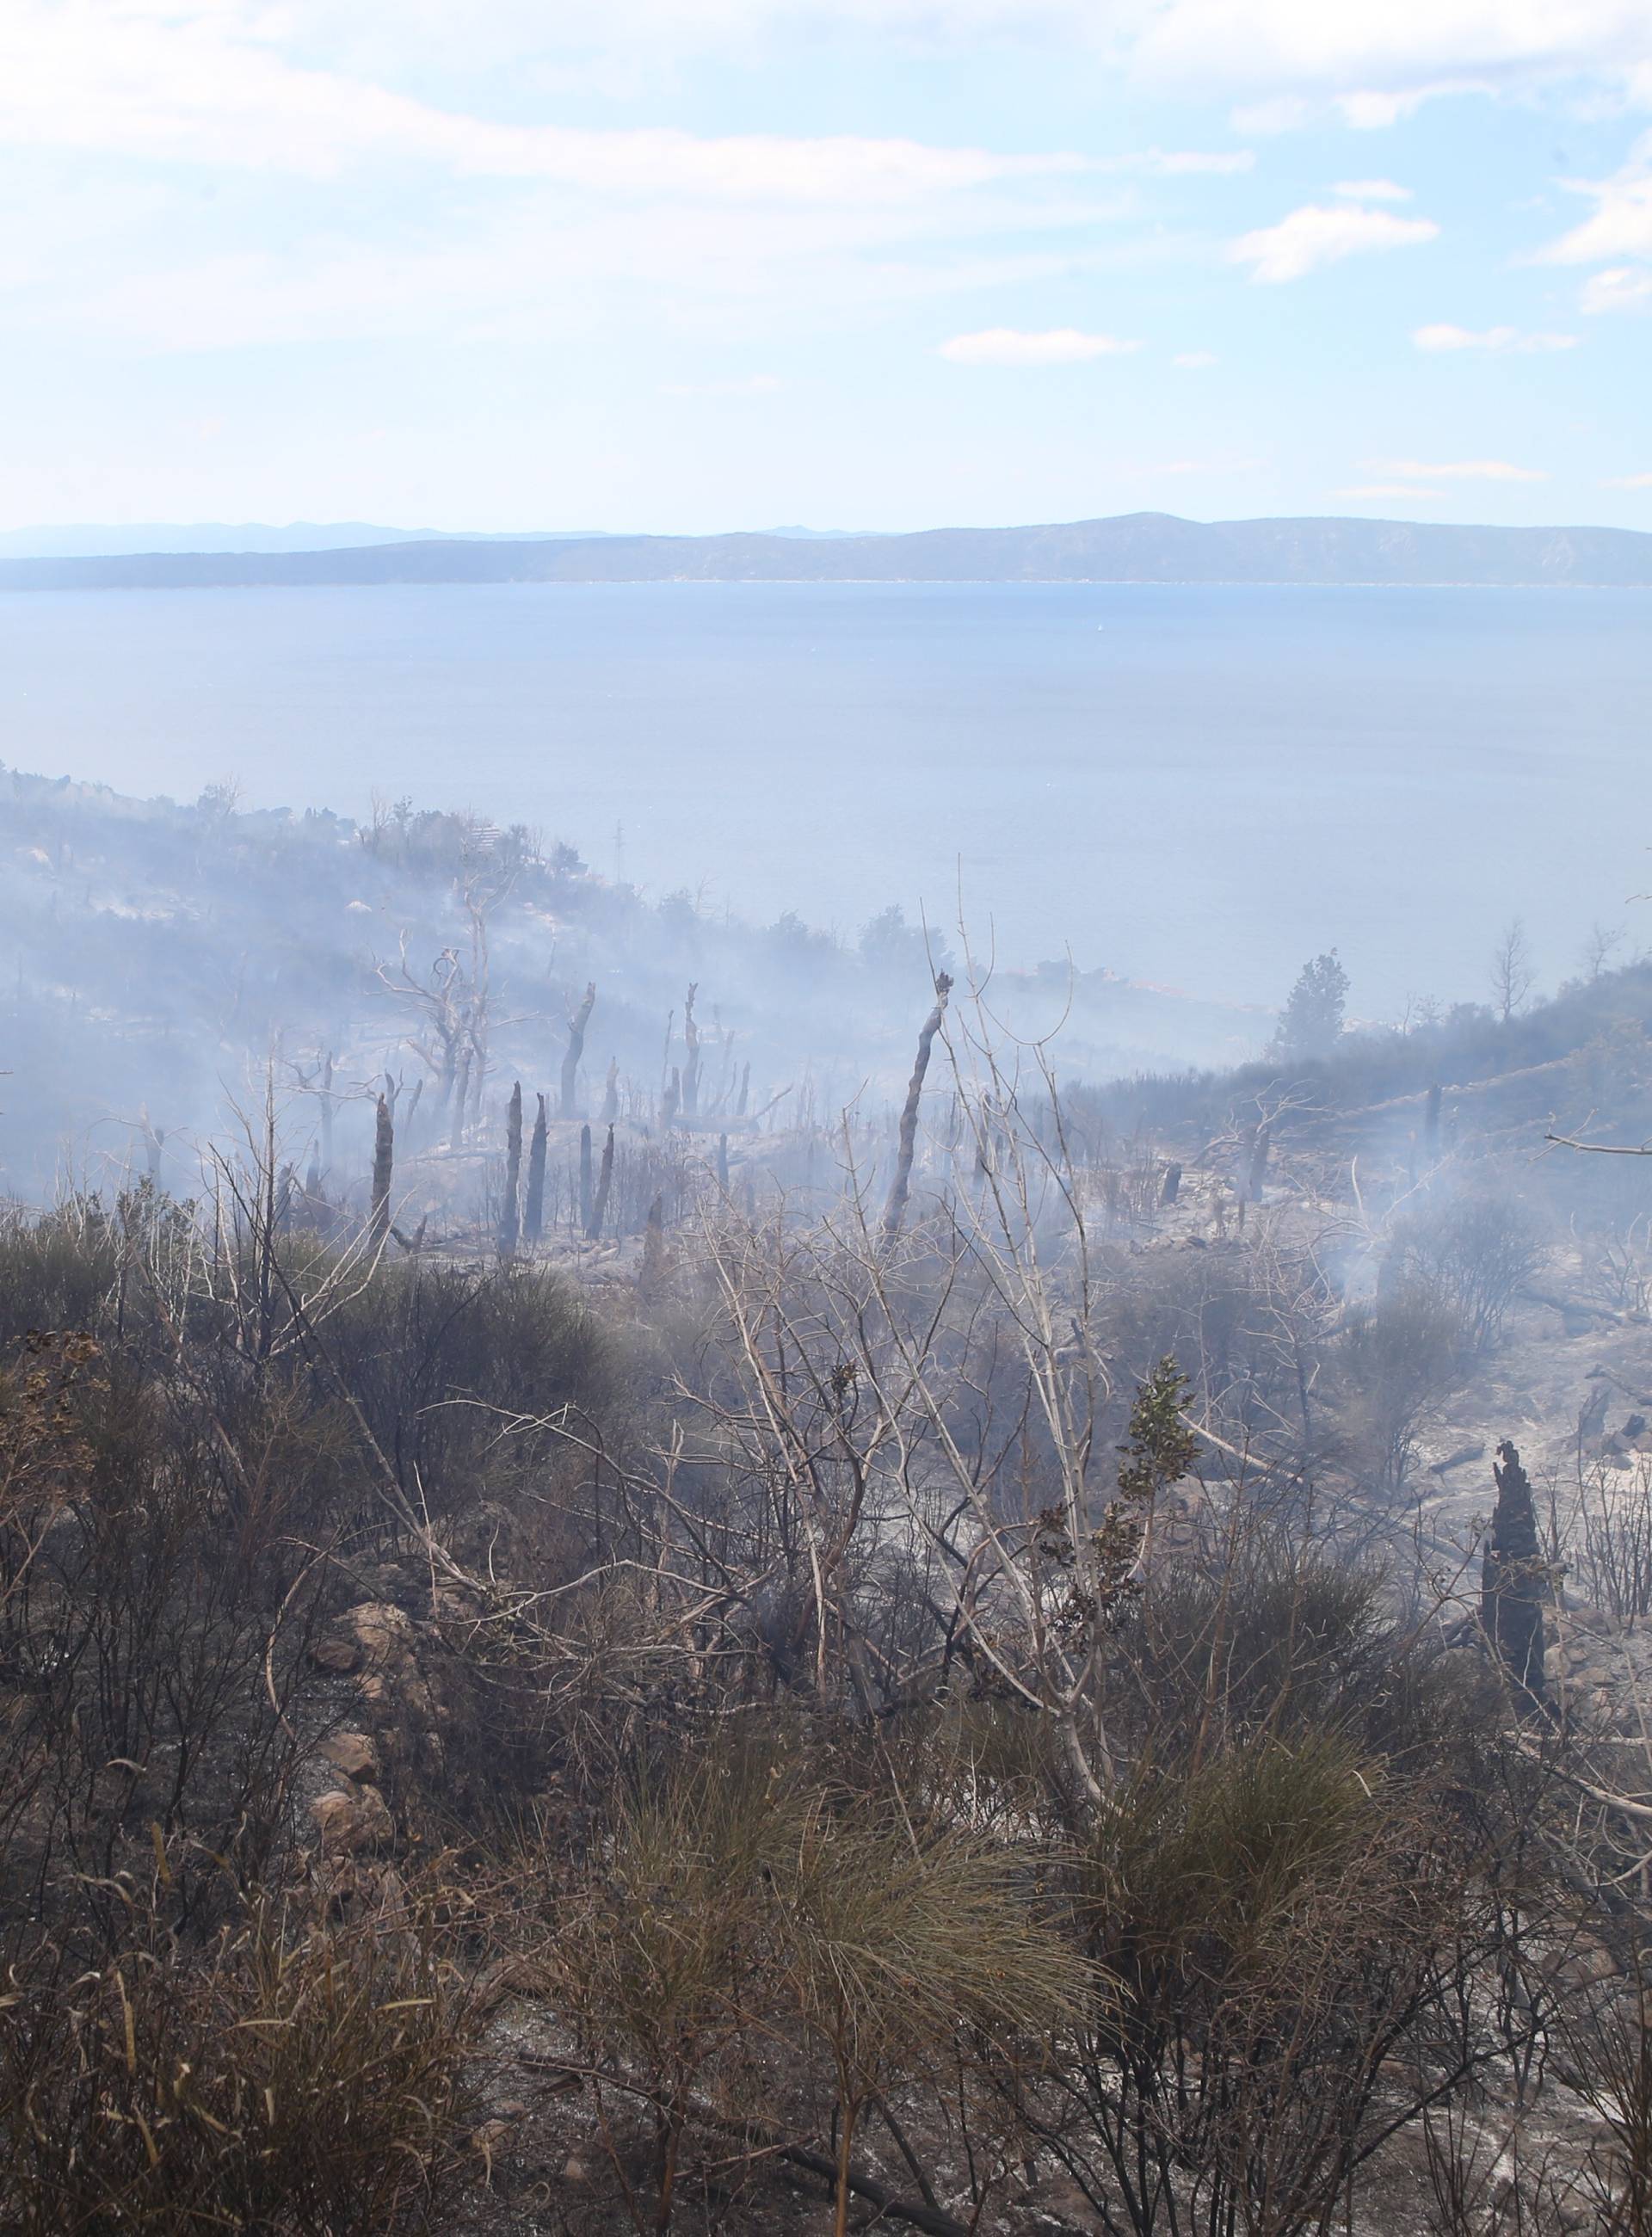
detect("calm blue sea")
[1,580,1645,1014]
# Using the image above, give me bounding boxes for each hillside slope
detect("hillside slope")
[3,513,1649,589]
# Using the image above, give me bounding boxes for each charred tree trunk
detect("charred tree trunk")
[587,1124,614,1241]
[737,1062,750,1119]
[1160,1162,1182,1206]
[498,1081,523,1260]
[370,1094,393,1247]
[640,1192,668,1294]
[561,982,596,1119]
[600,1058,619,1125]
[138,1106,166,1184]
[524,1093,548,1243]
[578,1123,594,1234]
[1482,1439,1549,1707]
[717,1132,730,1192]
[681,983,701,1118]
[452,1048,472,1150]
[662,1068,681,1129]
[1245,1121,1272,1203]
[881,973,952,1248]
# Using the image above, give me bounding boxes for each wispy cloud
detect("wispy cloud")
[1230,200,1439,282]
[1536,151,1652,313]
[658,374,783,395]
[1540,159,1652,268]
[1172,349,1217,367]
[1373,457,1549,481]
[1130,0,1652,121]
[0,1,1093,204]
[1604,470,1652,489]
[938,326,1143,364]
[1581,265,1652,312]
[1411,322,1578,350]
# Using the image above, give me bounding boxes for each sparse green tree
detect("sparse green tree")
[1270,950,1349,1063]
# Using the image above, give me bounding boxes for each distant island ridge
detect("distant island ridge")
[1,513,1649,589]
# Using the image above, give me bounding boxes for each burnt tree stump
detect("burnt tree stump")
[1481,1439,1549,1707]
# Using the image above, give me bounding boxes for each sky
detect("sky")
[2,0,1650,534]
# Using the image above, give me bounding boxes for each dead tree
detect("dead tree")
[681,983,701,1118]
[369,1094,393,1247]
[1245,1120,1272,1203]
[880,973,952,1248]
[451,1049,471,1151]
[587,1124,614,1241]
[284,1052,338,1179]
[561,982,596,1118]
[663,1068,681,1129]
[1423,1082,1441,1163]
[524,1094,548,1243]
[579,1123,594,1233]
[136,1106,167,1184]
[374,941,470,1123]
[600,1058,619,1125]
[641,1192,668,1294]
[499,1082,523,1260]
[456,843,515,1133]
[1481,1439,1549,1707]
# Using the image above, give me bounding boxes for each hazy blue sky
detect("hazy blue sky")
[3,2,1649,533]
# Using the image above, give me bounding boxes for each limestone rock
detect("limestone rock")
[311,1784,394,1854]
[322,1729,379,1783]
[344,1601,416,1665]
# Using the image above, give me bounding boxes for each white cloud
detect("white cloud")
[1173,349,1217,367]
[1129,0,1652,117]
[12,1,1644,200]
[1230,202,1439,282]
[1604,470,1652,487]
[1411,322,1578,349]
[1540,160,1652,266]
[1334,87,1442,128]
[1334,178,1412,200]
[1581,263,1652,311]
[1333,484,1446,499]
[1374,457,1549,480]
[938,326,1143,364]
[357,0,1652,120]
[0,1,1092,203]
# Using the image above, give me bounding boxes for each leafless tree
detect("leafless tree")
[561,981,597,1118]
[1581,920,1628,981]
[1490,916,1537,1023]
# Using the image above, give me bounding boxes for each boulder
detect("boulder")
[344,1602,416,1664]
[322,1729,379,1783]
[311,1784,394,1854]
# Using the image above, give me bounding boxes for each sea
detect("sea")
[1,579,1646,1017]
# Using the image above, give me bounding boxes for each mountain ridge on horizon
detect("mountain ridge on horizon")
[1,510,1649,589]
[0,521,872,559]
